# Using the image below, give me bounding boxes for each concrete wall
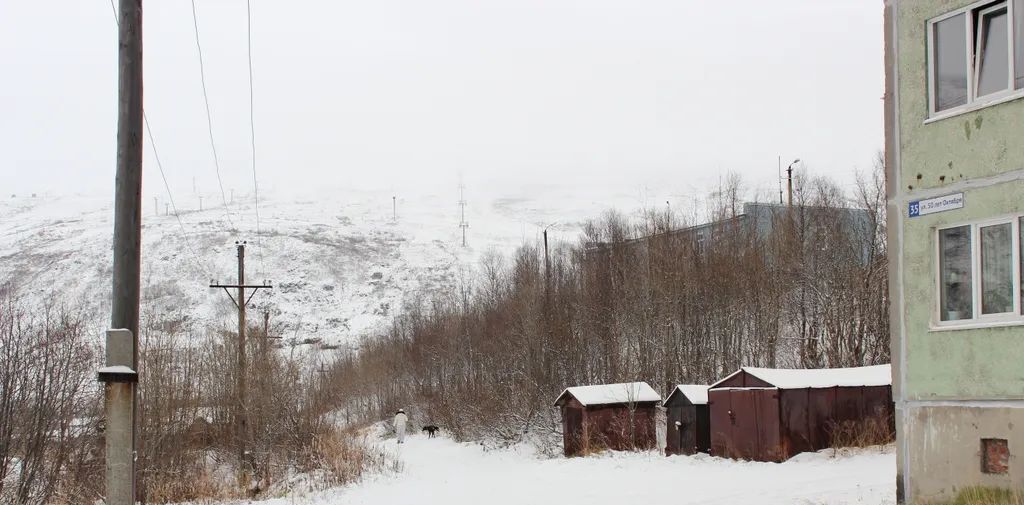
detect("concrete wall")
[889,0,1024,501]
[905,406,1024,501]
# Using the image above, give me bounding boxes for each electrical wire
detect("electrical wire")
[108,0,215,280]
[145,116,216,279]
[246,0,266,279]
[190,0,236,231]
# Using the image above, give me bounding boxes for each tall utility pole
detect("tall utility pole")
[458,184,468,247]
[543,228,550,309]
[198,195,204,211]
[154,196,158,216]
[102,1,143,503]
[392,195,397,222]
[540,221,559,338]
[777,156,784,205]
[786,158,800,206]
[210,242,272,486]
[165,202,170,216]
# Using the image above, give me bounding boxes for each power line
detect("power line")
[246,0,266,279]
[108,0,214,280]
[145,116,215,279]
[190,0,235,231]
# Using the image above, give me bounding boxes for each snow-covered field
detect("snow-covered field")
[269,435,896,505]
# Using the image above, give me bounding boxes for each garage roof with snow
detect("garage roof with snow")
[709,364,892,390]
[553,382,661,407]
[664,384,709,405]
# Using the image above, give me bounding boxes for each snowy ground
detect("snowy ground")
[267,435,896,505]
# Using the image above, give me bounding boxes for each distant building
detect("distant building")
[588,202,874,264]
[886,1,1024,502]
[688,203,872,259]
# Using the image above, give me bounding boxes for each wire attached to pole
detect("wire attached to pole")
[190,0,236,231]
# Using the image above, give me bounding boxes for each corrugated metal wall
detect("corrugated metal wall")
[709,385,894,462]
[560,400,659,457]
[584,404,658,453]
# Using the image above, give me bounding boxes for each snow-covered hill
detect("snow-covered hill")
[0,182,670,348]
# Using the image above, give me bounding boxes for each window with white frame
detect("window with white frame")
[928,0,1024,117]
[936,217,1024,325]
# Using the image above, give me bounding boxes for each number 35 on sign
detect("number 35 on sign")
[908,192,964,218]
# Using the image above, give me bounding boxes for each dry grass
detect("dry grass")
[136,428,399,502]
[923,486,1024,505]
[828,416,895,449]
[306,429,397,488]
[143,470,236,504]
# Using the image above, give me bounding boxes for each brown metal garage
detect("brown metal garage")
[708,365,893,462]
[553,382,662,457]
[663,385,710,456]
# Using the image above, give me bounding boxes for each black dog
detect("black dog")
[422,425,440,438]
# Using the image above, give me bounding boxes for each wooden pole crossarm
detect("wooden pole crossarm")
[215,287,239,308]
[243,286,268,307]
[209,283,273,309]
[209,284,274,289]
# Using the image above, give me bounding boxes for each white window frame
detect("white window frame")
[974,3,1014,99]
[926,0,1024,122]
[933,215,1024,330]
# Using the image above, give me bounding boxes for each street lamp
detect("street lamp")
[786,158,801,206]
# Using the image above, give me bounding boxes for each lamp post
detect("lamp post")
[786,158,801,206]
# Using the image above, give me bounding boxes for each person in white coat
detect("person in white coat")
[394,409,408,444]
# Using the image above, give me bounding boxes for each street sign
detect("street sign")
[908,192,964,218]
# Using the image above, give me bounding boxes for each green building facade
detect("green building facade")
[886,0,1024,502]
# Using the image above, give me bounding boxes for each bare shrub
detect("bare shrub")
[131,315,392,503]
[0,292,100,505]
[0,299,397,505]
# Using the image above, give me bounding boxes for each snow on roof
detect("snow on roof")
[710,364,892,390]
[666,385,709,405]
[97,365,136,375]
[554,382,661,407]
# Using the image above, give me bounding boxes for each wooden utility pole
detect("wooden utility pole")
[543,228,550,307]
[154,196,158,216]
[210,242,272,486]
[458,185,468,247]
[787,166,794,206]
[392,195,397,222]
[103,1,144,503]
[199,195,204,211]
[777,156,784,205]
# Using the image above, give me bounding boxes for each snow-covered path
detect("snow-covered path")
[269,435,895,505]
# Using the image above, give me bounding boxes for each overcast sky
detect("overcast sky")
[0,0,883,202]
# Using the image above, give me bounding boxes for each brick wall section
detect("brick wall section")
[982,438,1009,475]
